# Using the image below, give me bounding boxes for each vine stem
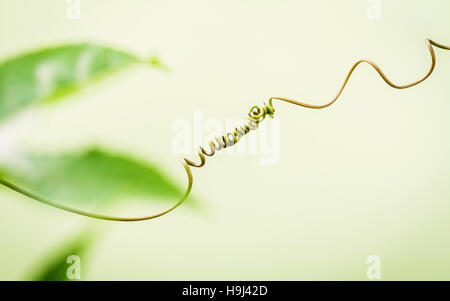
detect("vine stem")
[1,38,449,222]
[268,39,450,109]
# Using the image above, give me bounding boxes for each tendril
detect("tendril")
[183,101,275,168]
[1,38,449,221]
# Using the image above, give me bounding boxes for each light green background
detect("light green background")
[0,0,449,280]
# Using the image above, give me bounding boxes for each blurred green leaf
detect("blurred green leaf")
[0,148,187,209]
[30,235,90,281]
[0,43,158,122]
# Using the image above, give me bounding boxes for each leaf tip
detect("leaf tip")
[146,55,171,73]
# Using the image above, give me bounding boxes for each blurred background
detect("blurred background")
[0,0,449,280]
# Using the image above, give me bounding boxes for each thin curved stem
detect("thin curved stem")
[0,160,193,221]
[0,38,449,222]
[269,39,450,109]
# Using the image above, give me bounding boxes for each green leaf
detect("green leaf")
[0,43,156,122]
[0,148,188,210]
[29,234,91,281]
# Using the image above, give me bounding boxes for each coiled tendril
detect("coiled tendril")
[0,38,449,221]
[183,101,275,168]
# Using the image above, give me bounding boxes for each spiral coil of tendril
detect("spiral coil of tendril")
[183,101,275,169]
[0,38,449,221]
